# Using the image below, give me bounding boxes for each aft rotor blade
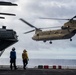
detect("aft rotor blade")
[24,29,35,34]
[0,13,16,16]
[0,1,18,6]
[39,17,70,20]
[73,15,76,18]
[20,18,38,29]
[0,17,5,19]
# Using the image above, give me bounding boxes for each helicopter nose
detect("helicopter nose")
[32,36,35,40]
[32,36,37,40]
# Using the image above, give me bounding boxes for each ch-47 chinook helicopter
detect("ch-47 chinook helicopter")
[0,1,18,56]
[20,15,76,44]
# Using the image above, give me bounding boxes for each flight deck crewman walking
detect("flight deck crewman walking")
[22,49,29,69]
[10,47,17,70]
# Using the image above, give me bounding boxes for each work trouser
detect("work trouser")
[23,59,28,69]
[10,58,17,70]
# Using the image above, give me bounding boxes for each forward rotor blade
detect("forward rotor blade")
[39,26,61,29]
[39,17,70,20]
[20,18,38,29]
[0,1,18,6]
[24,29,35,34]
[0,13,16,16]
[70,15,76,20]
[0,17,5,19]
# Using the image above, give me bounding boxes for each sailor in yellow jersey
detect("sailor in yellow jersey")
[22,49,29,69]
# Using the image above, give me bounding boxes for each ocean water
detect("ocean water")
[0,58,76,68]
[27,59,76,68]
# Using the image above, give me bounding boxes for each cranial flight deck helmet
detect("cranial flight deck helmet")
[12,47,15,51]
[23,49,27,52]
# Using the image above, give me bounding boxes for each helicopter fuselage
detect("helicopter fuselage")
[0,26,18,56]
[32,28,76,41]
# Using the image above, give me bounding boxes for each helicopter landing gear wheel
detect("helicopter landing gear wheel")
[70,38,72,41]
[49,41,52,44]
[43,40,46,42]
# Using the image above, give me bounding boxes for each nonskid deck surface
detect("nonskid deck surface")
[0,68,76,75]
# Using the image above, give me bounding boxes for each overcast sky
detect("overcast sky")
[0,0,76,60]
